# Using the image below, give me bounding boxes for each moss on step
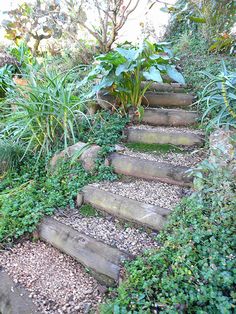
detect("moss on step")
[125,143,184,154]
[79,204,101,217]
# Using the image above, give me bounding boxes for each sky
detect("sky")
[0,0,176,44]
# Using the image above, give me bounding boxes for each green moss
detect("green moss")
[79,204,100,217]
[125,143,184,154]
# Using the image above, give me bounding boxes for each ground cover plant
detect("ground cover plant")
[102,151,236,313]
[0,105,128,245]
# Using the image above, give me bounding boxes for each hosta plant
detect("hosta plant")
[82,40,185,118]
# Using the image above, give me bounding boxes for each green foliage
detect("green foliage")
[79,204,100,217]
[0,109,128,244]
[8,42,36,70]
[0,43,37,98]
[0,141,24,173]
[102,157,236,313]
[199,63,236,131]
[125,143,183,154]
[0,64,15,97]
[0,158,94,244]
[164,0,236,50]
[78,110,129,146]
[209,34,236,55]
[172,33,236,92]
[0,66,87,157]
[83,40,185,118]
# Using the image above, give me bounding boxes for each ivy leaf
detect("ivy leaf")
[166,66,185,84]
[143,66,163,83]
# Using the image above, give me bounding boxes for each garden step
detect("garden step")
[79,185,170,231]
[132,108,198,126]
[0,269,39,314]
[97,91,194,109]
[38,217,130,286]
[125,126,204,146]
[141,81,187,93]
[142,92,194,107]
[109,152,192,186]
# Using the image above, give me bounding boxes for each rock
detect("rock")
[76,193,84,207]
[209,129,236,165]
[50,141,101,171]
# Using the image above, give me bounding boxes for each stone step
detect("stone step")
[38,217,129,286]
[132,108,198,126]
[109,152,192,186]
[0,269,40,314]
[125,126,204,146]
[141,82,187,93]
[142,92,194,107]
[80,185,170,231]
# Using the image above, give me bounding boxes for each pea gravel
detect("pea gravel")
[92,178,189,209]
[128,125,204,135]
[121,147,206,167]
[0,241,103,314]
[54,209,159,256]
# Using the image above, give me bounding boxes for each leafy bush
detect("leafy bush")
[164,0,235,49]
[83,40,185,118]
[199,63,236,131]
[102,154,236,313]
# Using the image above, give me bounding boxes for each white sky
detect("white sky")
[0,0,176,44]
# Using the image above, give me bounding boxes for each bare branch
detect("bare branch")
[115,0,140,32]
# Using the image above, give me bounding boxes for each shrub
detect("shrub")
[83,40,185,118]
[102,152,236,313]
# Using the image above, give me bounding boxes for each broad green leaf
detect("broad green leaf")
[189,16,206,23]
[115,47,138,62]
[166,66,185,84]
[116,62,130,76]
[96,51,126,66]
[143,66,163,83]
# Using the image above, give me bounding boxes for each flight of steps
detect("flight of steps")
[37,82,205,286]
[1,83,205,313]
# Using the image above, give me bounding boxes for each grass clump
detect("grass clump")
[79,204,100,217]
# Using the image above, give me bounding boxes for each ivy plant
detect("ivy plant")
[82,40,185,118]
